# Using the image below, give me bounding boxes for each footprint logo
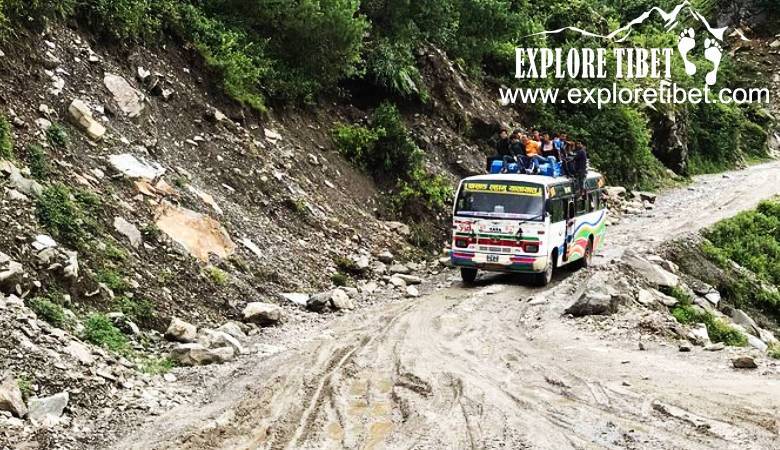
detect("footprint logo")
[678,28,697,76]
[703,38,723,86]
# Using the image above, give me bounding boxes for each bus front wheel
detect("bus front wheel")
[534,259,553,286]
[461,268,478,284]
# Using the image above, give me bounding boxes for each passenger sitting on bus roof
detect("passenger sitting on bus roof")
[541,133,557,161]
[553,133,567,160]
[523,135,548,173]
[485,127,512,171]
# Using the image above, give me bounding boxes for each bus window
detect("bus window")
[588,191,598,212]
[577,195,588,215]
[547,198,565,222]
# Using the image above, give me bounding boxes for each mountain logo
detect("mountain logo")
[528,1,744,86]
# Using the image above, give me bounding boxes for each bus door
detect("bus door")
[562,199,576,262]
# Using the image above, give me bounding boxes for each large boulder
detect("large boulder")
[727,308,760,337]
[104,73,145,117]
[28,392,69,424]
[330,289,355,310]
[732,356,757,369]
[68,99,106,141]
[243,302,284,326]
[164,317,197,343]
[621,249,679,288]
[197,329,244,355]
[216,321,248,341]
[170,343,235,366]
[566,287,617,317]
[0,373,27,418]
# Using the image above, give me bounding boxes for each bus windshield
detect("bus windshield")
[455,181,545,220]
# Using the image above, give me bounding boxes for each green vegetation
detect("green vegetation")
[703,200,780,319]
[334,256,360,275]
[0,115,12,159]
[204,265,230,286]
[333,102,452,221]
[331,272,349,287]
[46,123,69,148]
[671,303,748,347]
[769,343,780,360]
[138,356,175,375]
[36,184,101,246]
[115,295,155,323]
[16,375,33,400]
[97,268,130,292]
[27,144,49,179]
[28,297,66,327]
[83,313,129,353]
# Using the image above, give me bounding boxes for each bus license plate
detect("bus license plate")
[486,254,499,263]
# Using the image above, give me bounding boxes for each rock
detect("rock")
[307,292,331,312]
[688,323,710,346]
[395,274,423,285]
[406,286,420,298]
[351,255,371,272]
[330,289,355,310]
[137,67,151,82]
[156,202,236,262]
[389,276,407,288]
[109,154,166,180]
[732,356,757,369]
[565,284,617,316]
[68,99,106,140]
[170,343,234,366]
[0,253,24,293]
[703,290,721,306]
[728,309,760,337]
[747,334,768,352]
[198,329,244,354]
[770,39,780,48]
[8,168,44,197]
[32,235,57,251]
[104,73,145,117]
[279,293,309,306]
[0,373,27,418]
[64,341,95,365]
[621,249,679,288]
[243,302,284,326]
[604,186,627,198]
[377,251,394,264]
[637,288,677,307]
[360,281,379,295]
[704,342,725,351]
[660,260,678,274]
[216,321,247,341]
[164,317,197,343]
[208,108,227,123]
[757,327,778,345]
[6,188,29,202]
[678,343,692,352]
[389,264,412,275]
[385,221,411,236]
[28,392,69,424]
[113,217,142,248]
[634,191,657,203]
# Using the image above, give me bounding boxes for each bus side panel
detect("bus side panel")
[548,220,567,267]
[566,209,607,261]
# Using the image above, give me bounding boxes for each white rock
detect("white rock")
[330,289,355,310]
[104,73,145,117]
[0,374,27,418]
[164,317,197,343]
[28,392,69,424]
[406,286,420,298]
[108,154,166,180]
[114,217,142,248]
[279,293,309,306]
[243,302,284,326]
[32,235,57,251]
[198,329,244,355]
[68,99,106,141]
[64,341,94,365]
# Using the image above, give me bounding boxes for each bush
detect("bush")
[138,356,175,375]
[84,314,129,353]
[116,296,155,323]
[97,269,130,292]
[28,297,65,327]
[769,343,780,360]
[332,124,382,166]
[204,266,230,286]
[16,375,33,400]
[46,123,69,148]
[0,115,12,159]
[331,272,349,287]
[36,184,100,246]
[670,303,748,347]
[77,0,175,41]
[27,144,49,179]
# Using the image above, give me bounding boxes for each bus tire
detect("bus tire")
[461,268,478,284]
[534,258,553,286]
[581,236,594,269]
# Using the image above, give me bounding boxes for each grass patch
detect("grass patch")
[97,268,130,292]
[204,265,230,286]
[36,184,101,246]
[27,144,49,179]
[115,296,155,323]
[83,313,129,353]
[46,122,69,148]
[769,343,780,360]
[27,297,66,327]
[138,356,175,375]
[16,375,33,400]
[102,241,129,263]
[331,272,349,287]
[0,115,12,160]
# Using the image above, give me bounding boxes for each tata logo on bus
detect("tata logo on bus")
[464,183,542,197]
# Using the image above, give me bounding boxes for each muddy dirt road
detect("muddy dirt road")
[116,162,780,450]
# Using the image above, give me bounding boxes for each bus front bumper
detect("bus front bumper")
[450,252,548,273]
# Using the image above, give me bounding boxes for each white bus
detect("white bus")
[450,171,607,285]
